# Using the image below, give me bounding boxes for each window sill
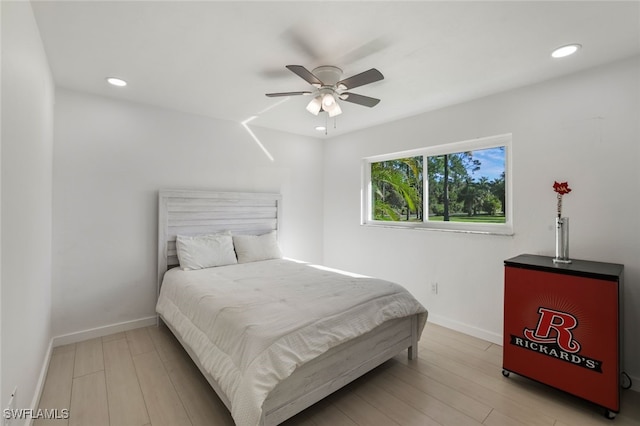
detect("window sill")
[362,221,514,236]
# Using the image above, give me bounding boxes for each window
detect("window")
[362,134,512,234]
[371,156,423,222]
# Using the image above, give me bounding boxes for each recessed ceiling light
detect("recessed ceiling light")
[551,44,581,59]
[106,77,127,87]
[315,126,326,131]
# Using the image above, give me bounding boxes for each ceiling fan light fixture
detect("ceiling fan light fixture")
[327,102,342,117]
[306,96,322,115]
[321,92,336,109]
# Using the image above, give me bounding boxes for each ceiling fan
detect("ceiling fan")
[265,65,384,117]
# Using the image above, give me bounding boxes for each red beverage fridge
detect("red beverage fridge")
[503,254,624,418]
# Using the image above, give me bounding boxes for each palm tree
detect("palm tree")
[371,157,422,221]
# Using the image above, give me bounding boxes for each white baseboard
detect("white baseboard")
[427,313,503,345]
[51,316,158,347]
[25,340,54,426]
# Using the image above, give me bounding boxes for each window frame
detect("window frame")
[362,133,513,235]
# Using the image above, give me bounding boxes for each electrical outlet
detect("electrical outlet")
[431,282,438,295]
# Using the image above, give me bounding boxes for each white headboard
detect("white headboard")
[157,190,282,293]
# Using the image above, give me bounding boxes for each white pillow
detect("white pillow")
[232,231,283,264]
[176,232,237,270]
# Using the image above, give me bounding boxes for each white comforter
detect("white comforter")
[156,259,427,426]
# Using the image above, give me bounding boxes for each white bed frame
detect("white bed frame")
[157,189,422,426]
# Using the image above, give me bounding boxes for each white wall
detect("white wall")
[323,57,640,382]
[52,89,324,337]
[1,0,54,417]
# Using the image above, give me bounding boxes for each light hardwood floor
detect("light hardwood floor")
[35,322,640,426]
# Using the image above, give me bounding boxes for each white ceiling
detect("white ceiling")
[31,1,640,139]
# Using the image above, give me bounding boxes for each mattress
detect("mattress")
[156,258,427,426]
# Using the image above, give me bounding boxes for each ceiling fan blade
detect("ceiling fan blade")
[340,92,381,108]
[337,68,384,90]
[334,36,391,65]
[265,91,312,97]
[282,27,323,62]
[286,65,324,87]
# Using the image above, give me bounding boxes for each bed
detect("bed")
[156,190,427,426]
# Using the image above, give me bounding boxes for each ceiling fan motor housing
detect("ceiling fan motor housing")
[312,66,343,87]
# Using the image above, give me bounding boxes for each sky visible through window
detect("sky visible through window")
[469,147,505,181]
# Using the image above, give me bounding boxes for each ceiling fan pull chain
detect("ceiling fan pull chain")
[325,113,328,136]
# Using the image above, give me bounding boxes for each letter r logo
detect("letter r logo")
[523,307,581,353]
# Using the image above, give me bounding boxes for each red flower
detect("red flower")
[553,181,572,195]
